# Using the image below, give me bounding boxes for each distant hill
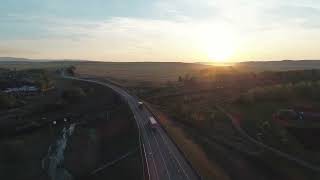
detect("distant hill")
[237,60,320,71]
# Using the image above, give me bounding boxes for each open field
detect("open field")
[0,58,209,86]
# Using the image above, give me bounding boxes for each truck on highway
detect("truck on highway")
[138,101,144,110]
[149,117,158,130]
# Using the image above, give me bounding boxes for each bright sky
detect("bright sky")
[0,0,320,62]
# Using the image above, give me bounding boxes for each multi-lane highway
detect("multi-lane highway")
[63,74,200,180]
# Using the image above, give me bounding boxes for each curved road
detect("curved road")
[63,74,200,180]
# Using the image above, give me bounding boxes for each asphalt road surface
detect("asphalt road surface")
[63,74,200,180]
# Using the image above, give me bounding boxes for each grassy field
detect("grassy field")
[0,59,209,87]
[75,62,208,86]
[2,58,320,87]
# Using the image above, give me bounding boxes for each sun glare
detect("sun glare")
[205,42,234,62]
[198,27,236,63]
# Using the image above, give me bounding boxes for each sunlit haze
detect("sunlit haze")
[1,0,320,62]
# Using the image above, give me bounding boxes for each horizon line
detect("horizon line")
[1,57,320,64]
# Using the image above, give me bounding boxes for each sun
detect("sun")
[205,42,234,62]
[198,27,236,63]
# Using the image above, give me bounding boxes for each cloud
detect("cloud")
[0,15,234,60]
[1,0,320,61]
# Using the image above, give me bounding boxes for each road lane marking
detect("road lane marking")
[151,128,171,180]
[132,104,160,180]
[157,127,191,180]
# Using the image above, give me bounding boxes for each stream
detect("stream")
[42,123,76,180]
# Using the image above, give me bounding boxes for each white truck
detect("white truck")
[138,101,144,110]
[149,117,158,130]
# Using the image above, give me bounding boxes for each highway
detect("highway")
[62,74,200,180]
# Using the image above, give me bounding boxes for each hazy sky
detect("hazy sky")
[1,0,320,62]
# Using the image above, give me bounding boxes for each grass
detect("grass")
[75,62,208,86]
